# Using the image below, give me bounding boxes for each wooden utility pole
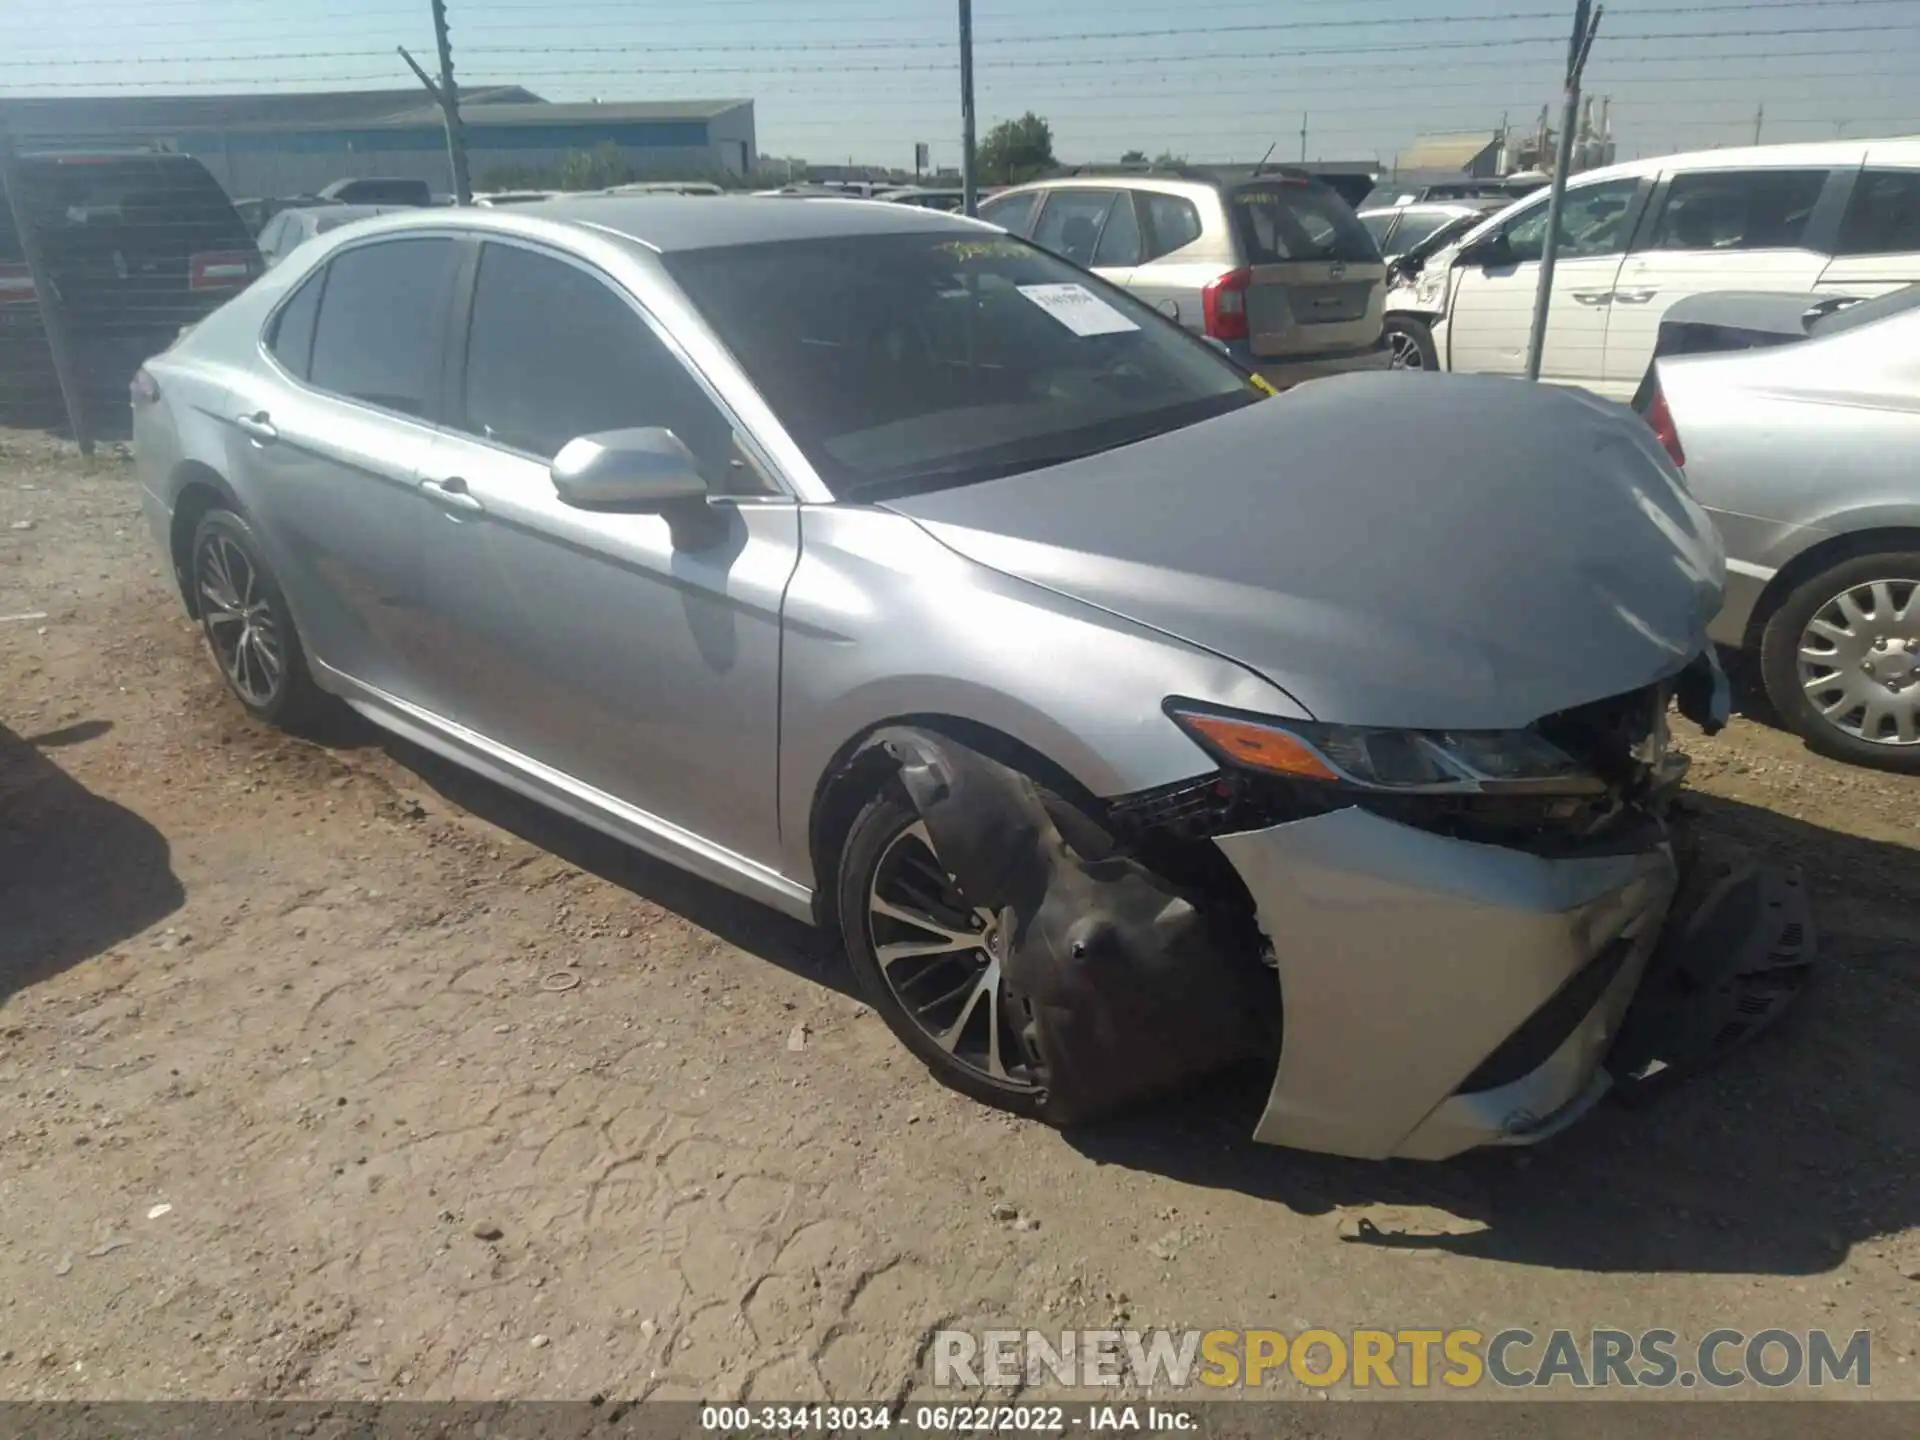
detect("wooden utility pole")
[429,0,472,204]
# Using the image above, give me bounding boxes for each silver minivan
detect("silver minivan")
[979,168,1389,385]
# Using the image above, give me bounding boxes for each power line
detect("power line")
[12,21,1916,85]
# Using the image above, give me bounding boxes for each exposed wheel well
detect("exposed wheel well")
[167,465,239,618]
[1741,527,1920,651]
[806,715,1101,932]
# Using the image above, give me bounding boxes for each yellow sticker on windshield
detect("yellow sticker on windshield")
[935,237,1028,264]
[1249,373,1280,397]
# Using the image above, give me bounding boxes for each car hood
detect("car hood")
[885,373,1726,730]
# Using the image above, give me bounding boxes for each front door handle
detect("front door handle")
[421,475,485,514]
[1614,289,1658,304]
[1570,290,1613,306]
[234,411,277,444]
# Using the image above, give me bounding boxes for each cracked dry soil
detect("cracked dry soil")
[1,431,1917,1403]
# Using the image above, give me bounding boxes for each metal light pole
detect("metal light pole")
[958,0,978,215]
[1524,0,1602,382]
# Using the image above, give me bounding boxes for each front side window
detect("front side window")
[663,231,1260,500]
[1502,178,1640,262]
[1837,169,1920,256]
[1646,168,1828,252]
[459,242,740,483]
[1360,212,1398,249]
[977,190,1040,237]
[306,237,458,417]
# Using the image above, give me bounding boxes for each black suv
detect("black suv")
[1,150,262,416]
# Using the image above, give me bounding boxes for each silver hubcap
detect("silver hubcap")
[1387,330,1424,369]
[197,533,284,707]
[1797,578,1920,746]
[866,820,1037,1089]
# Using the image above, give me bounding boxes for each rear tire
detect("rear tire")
[190,507,328,732]
[1384,315,1438,371]
[1759,550,1920,772]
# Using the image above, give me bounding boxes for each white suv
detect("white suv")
[979,167,1389,385]
[1388,138,1920,399]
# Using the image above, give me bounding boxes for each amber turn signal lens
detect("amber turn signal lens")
[1179,714,1339,780]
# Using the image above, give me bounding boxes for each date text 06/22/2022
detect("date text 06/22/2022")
[700,1404,1198,1433]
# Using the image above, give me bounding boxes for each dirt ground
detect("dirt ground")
[1,429,1917,1404]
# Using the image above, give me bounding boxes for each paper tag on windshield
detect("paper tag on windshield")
[1016,283,1139,336]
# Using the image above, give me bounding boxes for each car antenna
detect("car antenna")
[1254,140,1278,174]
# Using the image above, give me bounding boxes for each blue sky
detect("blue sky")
[4,0,1917,169]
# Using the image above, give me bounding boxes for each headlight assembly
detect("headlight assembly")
[1165,701,1606,797]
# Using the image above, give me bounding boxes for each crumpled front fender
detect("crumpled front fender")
[861,727,1274,1126]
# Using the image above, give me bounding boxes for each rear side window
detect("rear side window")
[1093,193,1143,267]
[1647,169,1829,252]
[1032,190,1117,268]
[458,242,739,480]
[307,237,458,417]
[1837,169,1920,256]
[1229,182,1378,263]
[267,269,325,380]
[978,191,1040,237]
[1360,212,1397,248]
[1140,193,1205,259]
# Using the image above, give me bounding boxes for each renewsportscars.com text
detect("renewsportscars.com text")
[932,1327,1873,1391]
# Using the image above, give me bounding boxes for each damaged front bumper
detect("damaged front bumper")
[1217,808,1677,1160]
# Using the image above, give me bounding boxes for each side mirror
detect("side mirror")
[550,427,708,511]
[1456,233,1514,269]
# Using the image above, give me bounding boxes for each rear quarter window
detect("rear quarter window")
[1229,182,1379,264]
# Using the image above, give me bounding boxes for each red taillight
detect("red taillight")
[130,367,160,406]
[189,250,257,291]
[1644,382,1686,468]
[0,261,36,307]
[1201,267,1252,342]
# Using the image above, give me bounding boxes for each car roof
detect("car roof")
[1562,135,1920,187]
[352,193,994,253]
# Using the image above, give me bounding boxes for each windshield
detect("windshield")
[1229,181,1379,264]
[663,231,1262,499]
[1807,283,1920,337]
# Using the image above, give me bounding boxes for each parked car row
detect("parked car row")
[1381,138,1920,399]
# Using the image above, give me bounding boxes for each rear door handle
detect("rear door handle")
[1570,290,1613,306]
[1614,289,1657,304]
[234,411,277,444]
[421,475,485,514]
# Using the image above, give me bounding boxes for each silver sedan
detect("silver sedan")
[134,197,1735,1160]
[1647,286,1920,770]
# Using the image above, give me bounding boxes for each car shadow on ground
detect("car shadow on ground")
[1058,792,1920,1277]
[315,711,851,999]
[308,703,1917,1277]
[0,721,185,1004]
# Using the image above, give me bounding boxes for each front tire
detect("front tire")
[837,787,1048,1116]
[1384,314,1438,371]
[190,507,327,731]
[1760,551,1920,772]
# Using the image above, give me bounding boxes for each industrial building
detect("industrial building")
[0,89,757,196]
